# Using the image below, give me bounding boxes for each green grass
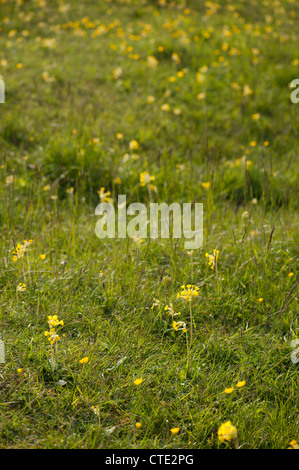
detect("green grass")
[0,0,298,449]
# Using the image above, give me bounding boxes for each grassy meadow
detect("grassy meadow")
[0,0,298,449]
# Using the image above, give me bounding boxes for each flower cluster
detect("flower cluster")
[177,284,199,302]
[140,171,155,187]
[172,320,187,333]
[205,249,219,270]
[97,187,112,203]
[17,283,26,292]
[44,315,64,345]
[218,420,238,443]
[12,239,33,262]
[150,298,160,310]
[164,303,181,317]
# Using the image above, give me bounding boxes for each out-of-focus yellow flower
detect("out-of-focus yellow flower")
[134,378,143,385]
[112,67,123,79]
[288,440,299,449]
[202,181,211,189]
[140,172,155,186]
[251,113,260,120]
[224,387,234,394]
[170,427,180,434]
[136,422,142,429]
[40,254,46,260]
[236,380,246,388]
[218,421,237,443]
[17,283,26,292]
[146,95,155,104]
[243,84,253,96]
[147,56,158,67]
[80,357,89,364]
[129,139,139,150]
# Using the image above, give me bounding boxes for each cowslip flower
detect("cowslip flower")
[135,422,142,429]
[44,315,64,345]
[177,285,199,302]
[12,239,33,262]
[218,421,238,443]
[44,327,60,345]
[48,315,64,328]
[140,172,155,186]
[97,187,112,203]
[150,298,160,310]
[17,283,26,292]
[164,303,181,317]
[172,320,187,333]
[205,249,219,270]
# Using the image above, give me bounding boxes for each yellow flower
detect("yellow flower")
[224,387,234,394]
[12,239,33,262]
[147,55,158,68]
[170,427,180,434]
[116,133,123,140]
[161,103,170,112]
[129,139,139,151]
[97,187,112,203]
[288,273,294,277]
[135,422,142,429]
[172,320,186,332]
[17,368,23,374]
[249,141,256,147]
[197,93,206,100]
[16,63,23,69]
[288,440,299,449]
[140,172,155,187]
[264,141,270,147]
[112,67,123,79]
[171,53,181,64]
[251,113,260,120]
[243,84,253,96]
[236,380,246,388]
[40,254,46,260]
[218,421,237,443]
[146,95,155,104]
[202,182,211,189]
[177,284,199,302]
[205,249,219,270]
[17,283,26,292]
[80,357,89,364]
[258,298,263,303]
[134,378,143,385]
